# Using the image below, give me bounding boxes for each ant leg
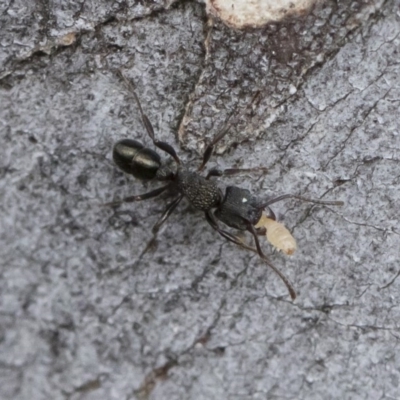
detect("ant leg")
[116,70,181,164]
[198,91,264,172]
[138,195,184,259]
[246,224,296,300]
[205,211,256,251]
[198,125,231,171]
[206,167,268,180]
[104,185,170,207]
[205,211,296,300]
[152,195,184,234]
[262,194,344,208]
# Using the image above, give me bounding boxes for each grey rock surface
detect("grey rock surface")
[1,0,399,399]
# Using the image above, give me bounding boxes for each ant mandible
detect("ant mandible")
[108,71,344,300]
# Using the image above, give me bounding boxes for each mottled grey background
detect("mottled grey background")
[1,0,400,399]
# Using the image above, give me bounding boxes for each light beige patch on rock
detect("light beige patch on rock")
[206,0,317,28]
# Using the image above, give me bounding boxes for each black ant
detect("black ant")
[107,71,344,300]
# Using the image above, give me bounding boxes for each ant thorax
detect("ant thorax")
[175,167,221,211]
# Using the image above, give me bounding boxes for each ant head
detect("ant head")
[215,186,263,231]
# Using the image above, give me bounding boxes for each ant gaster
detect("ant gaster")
[109,71,344,300]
